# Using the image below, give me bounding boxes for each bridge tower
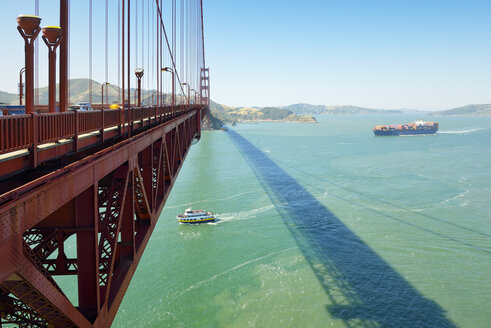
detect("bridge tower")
[200,68,210,105]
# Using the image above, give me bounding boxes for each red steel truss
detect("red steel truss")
[0,107,202,327]
[0,105,192,179]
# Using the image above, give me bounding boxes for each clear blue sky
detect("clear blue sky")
[1,0,491,109]
[204,0,491,109]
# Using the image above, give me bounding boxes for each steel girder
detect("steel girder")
[0,108,202,327]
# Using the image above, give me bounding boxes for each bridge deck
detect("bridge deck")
[0,106,203,327]
[0,105,194,181]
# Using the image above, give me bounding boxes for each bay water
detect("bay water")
[113,114,491,327]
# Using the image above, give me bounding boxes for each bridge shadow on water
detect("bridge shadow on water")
[227,129,456,328]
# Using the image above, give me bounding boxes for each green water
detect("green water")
[113,115,491,327]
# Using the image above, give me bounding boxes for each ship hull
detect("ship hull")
[178,217,215,224]
[373,129,438,136]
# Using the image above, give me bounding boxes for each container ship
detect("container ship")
[373,120,439,136]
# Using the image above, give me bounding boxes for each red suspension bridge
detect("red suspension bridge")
[0,0,209,327]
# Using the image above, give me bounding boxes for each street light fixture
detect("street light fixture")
[101,82,110,109]
[17,15,42,113]
[161,67,175,106]
[41,26,62,113]
[182,83,190,105]
[134,68,144,107]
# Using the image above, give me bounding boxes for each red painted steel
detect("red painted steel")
[1,107,203,327]
[41,27,63,113]
[0,105,193,179]
[200,67,210,106]
[17,16,41,114]
[2,1,210,326]
[59,0,69,113]
[0,115,33,154]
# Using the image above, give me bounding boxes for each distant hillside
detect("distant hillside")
[282,103,403,115]
[0,91,18,104]
[0,78,160,105]
[4,82,490,118]
[431,104,491,117]
[35,79,142,104]
[210,101,317,123]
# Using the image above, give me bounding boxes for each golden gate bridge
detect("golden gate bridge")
[0,0,209,326]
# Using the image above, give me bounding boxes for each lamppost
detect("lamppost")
[17,15,42,114]
[101,82,110,109]
[19,67,25,105]
[182,83,190,105]
[151,92,158,106]
[191,89,198,104]
[41,26,62,113]
[134,68,144,107]
[161,67,175,106]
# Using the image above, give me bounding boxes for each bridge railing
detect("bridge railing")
[103,109,121,128]
[79,110,103,134]
[0,104,202,178]
[0,114,33,154]
[38,112,76,144]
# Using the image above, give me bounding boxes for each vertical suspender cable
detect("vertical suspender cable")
[193,0,195,95]
[200,0,206,102]
[164,0,167,104]
[152,0,155,100]
[136,0,138,69]
[147,0,153,98]
[175,0,176,105]
[35,0,39,107]
[119,0,122,104]
[122,0,125,126]
[135,0,138,107]
[197,0,199,93]
[128,0,131,111]
[135,0,138,106]
[180,0,184,102]
[148,0,151,99]
[155,0,187,100]
[188,0,191,93]
[187,0,190,98]
[198,0,200,93]
[89,0,93,105]
[160,0,163,105]
[186,0,188,96]
[195,0,197,92]
[196,0,198,92]
[68,0,71,105]
[105,0,109,89]
[189,0,191,93]
[157,0,160,106]
[186,0,189,102]
[191,0,193,93]
[156,0,160,107]
[142,0,145,103]
[191,0,193,94]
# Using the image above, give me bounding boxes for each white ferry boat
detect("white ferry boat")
[177,208,215,223]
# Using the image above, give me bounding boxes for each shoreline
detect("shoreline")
[232,118,318,124]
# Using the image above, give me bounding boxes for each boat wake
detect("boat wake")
[438,128,483,134]
[214,204,277,224]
